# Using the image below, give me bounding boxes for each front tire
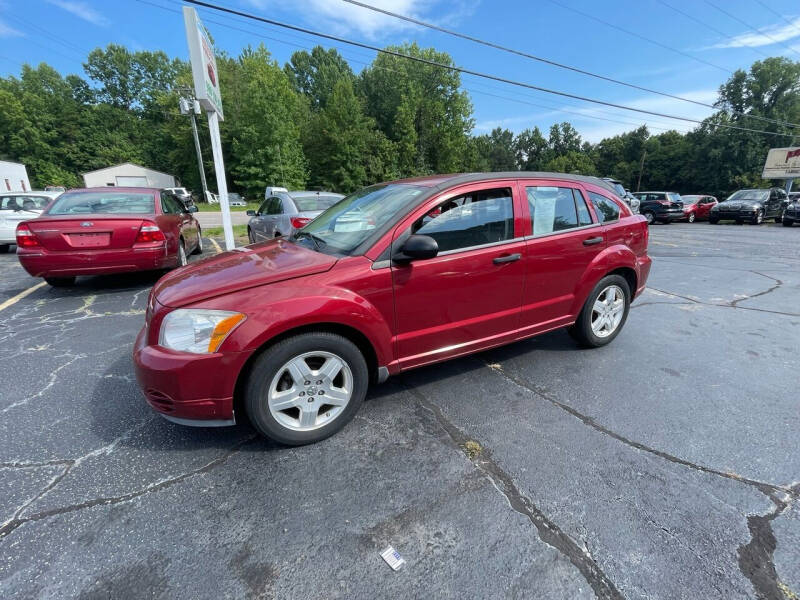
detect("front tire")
[753,210,763,225]
[687,212,696,223]
[643,211,655,225]
[45,276,76,287]
[784,219,794,227]
[709,216,719,224]
[569,275,631,348]
[244,333,368,445]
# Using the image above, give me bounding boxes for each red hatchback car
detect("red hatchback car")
[680,195,718,222]
[134,173,651,445]
[16,187,202,286]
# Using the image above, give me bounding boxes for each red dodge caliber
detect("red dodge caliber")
[16,187,202,286]
[134,173,651,445]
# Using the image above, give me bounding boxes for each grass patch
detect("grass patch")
[196,202,260,212]
[462,440,483,459]
[203,224,250,245]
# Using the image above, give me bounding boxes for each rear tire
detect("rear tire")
[245,332,368,445]
[192,230,203,255]
[45,276,76,287]
[643,211,655,225]
[569,275,631,348]
[0,244,10,253]
[687,212,696,223]
[176,240,187,267]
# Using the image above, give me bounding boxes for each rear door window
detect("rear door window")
[588,192,620,223]
[527,186,593,236]
[412,188,514,252]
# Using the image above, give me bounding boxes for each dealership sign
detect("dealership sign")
[183,7,223,119]
[762,147,800,179]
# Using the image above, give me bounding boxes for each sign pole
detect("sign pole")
[183,6,234,250]
[207,111,235,250]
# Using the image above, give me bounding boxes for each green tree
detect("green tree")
[304,79,394,192]
[285,46,355,110]
[360,42,474,174]
[544,151,596,175]
[514,127,548,170]
[470,128,516,171]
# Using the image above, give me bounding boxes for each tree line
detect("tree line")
[1,42,798,200]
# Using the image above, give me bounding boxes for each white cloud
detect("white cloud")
[711,16,800,48]
[243,0,472,40]
[0,19,24,37]
[46,0,110,27]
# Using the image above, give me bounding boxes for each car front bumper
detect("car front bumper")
[133,327,249,426]
[17,245,173,278]
[656,209,684,222]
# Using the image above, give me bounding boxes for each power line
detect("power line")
[136,0,693,135]
[2,13,93,57]
[654,0,771,59]
[704,0,800,58]
[182,0,795,138]
[751,0,800,38]
[544,0,732,74]
[342,0,800,130]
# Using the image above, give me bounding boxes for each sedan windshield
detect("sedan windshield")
[681,195,701,204]
[724,190,768,202]
[293,195,342,212]
[667,193,682,203]
[48,192,155,215]
[296,184,427,255]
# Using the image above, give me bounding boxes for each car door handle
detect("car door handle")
[583,236,604,246]
[493,253,521,264]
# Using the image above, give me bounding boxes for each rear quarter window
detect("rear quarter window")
[588,192,620,223]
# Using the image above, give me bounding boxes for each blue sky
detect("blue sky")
[2,0,800,142]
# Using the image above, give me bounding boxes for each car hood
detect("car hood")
[720,199,762,208]
[153,239,338,308]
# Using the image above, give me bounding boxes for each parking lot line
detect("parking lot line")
[0,281,47,313]
[209,238,223,254]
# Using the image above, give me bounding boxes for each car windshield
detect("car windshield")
[611,183,626,197]
[725,190,768,202]
[48,191,155,215]
[0,195,51,211]
[667,193,682,203]
[296,183,427,255]
[293,195,342,212]
[682,195,701,204]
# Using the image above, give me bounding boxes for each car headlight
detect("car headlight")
[159,309,246,354]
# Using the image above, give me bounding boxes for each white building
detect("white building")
[0,160,31,192]
[83,162,177,188]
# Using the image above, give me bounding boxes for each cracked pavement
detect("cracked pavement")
[1,223,799,599]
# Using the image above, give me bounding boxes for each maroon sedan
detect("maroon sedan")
[16,187,202,286]
[680,195,717,222]
[134,172,651,446]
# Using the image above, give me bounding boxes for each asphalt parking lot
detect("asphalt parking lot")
[1,223,798,600]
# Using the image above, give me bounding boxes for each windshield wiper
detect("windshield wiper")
[293,231,326,251]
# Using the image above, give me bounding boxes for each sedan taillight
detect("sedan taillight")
[135,221,166,243]
[290,216,312,229]
[16,223,40,248]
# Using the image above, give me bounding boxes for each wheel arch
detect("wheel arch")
[232,321,381,421]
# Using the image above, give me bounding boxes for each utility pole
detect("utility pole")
[179,96,209,200]
[636,149,647,193]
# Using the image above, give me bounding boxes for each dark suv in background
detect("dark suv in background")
[709,188,788,225]
[632,191,684,224]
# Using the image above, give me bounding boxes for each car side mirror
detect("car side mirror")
[246,210,256,216]
[393,234,439,262]
[186,205,198,213]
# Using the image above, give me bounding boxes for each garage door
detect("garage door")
[115,176,149,186]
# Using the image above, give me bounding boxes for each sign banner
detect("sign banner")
[183,7,223,120]
[762,147,800,179]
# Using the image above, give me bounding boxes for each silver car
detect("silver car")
[247,190,344,242]
[0,191,61,252]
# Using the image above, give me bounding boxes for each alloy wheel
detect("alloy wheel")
[591,285,625,338]
[644,212,654,224]
[267,351,353,431]
[688,213,695,223]
[178,242,187,266]
[756,210,763,224]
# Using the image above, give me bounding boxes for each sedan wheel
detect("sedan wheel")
[569,275,630,348]
[245,332,368,445]
[268,351,353,432]
[591,285,626,338]
[687,212,696,223]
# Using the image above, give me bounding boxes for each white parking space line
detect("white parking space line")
[0,281,47,313]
